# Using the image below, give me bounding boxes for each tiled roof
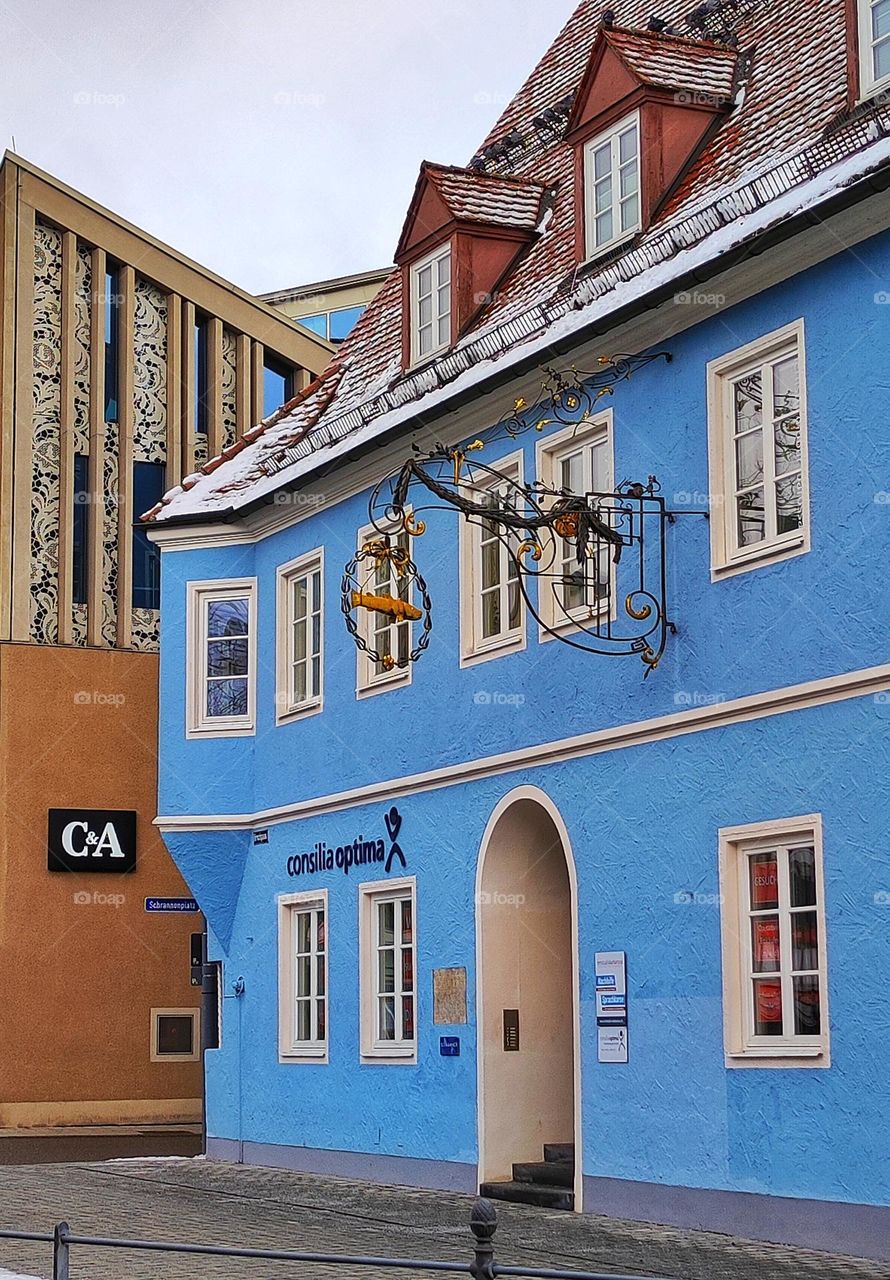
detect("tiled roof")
[149,0,887,524]
[602,26,738,100]
[425,165,545,231]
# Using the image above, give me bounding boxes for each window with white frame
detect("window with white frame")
[187,580,256,736]
[277,551,323,720]
[858,0,890,97]
[150,1008,200,1062]
[719,818,829,1066]
[360,878,416,1059]
[278,891,327,1060]
[411,245,452,364]
[461,454,524,660]
[356,526,413,693]
[583,112,641,258]
[707,322,809,575]
[537,416,614,630]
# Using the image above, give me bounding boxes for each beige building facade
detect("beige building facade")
[261,266,389,344]
[0,153,332,1130]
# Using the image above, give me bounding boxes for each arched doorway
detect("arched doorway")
[475,786,580,1210]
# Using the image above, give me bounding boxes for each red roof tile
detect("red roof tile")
[151,0,883,523]
[426,165,546,231]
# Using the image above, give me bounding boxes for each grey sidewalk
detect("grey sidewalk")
[0,1158,886,1280]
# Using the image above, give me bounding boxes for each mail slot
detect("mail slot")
[503,1008,519,1051]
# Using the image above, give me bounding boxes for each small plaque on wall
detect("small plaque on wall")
[433,967,468,1025]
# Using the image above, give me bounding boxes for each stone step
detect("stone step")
[512,1159,574,1188]
[543,1142,575,1163]
[480,1180,574,1212]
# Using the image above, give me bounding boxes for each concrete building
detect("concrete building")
[0,153,331,1132]
[148,0,890,1261]
[261,267,389,344]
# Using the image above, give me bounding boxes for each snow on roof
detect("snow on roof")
[603,25,739,99]
[425,165,546,231]
[148,0,888,525]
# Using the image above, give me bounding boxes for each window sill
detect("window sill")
[460,630,526,669]
[276,698,323,726]
[186,720,255,740]
[357,668,412,700]
[711,533,807,581]
[280,1047,328,1064]
[361,1045,417,1064]
[583,225,641,266]
[726,1044,829,1068]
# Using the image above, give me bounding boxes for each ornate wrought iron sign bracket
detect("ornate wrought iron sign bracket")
[341,355,708,676]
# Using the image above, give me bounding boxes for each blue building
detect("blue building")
[147,0,890,1260]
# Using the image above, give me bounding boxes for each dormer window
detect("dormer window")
[583,112,641,258]
[858,0,890,98]
[410,244,452,365]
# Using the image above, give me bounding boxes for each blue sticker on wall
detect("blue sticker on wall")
[440,1036,461,1057]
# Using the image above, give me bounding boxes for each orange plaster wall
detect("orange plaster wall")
[0,642,202,1126]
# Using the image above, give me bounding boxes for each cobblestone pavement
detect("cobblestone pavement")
[0,1159,887,1280]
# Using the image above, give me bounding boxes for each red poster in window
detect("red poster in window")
[751,855,778,908]
[753,917,780,969]
[755,980,782,1025]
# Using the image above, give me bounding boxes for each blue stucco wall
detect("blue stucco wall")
[168,691,890,1205]
[157,229,890,1212]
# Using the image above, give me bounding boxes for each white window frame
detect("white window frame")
[359,876,417,1062]
[410,243,452,366]
[186,578,257,738]
[459,449,526,666]
[858,0,890,98]
[583,111,642,260]
[355,519,414,698]
[535,413,615,639]
[706,320,810,580]
[278,889,328,1063]
[276,549,324,723]
[718,815,830,1068]
[150,1007,201,1062]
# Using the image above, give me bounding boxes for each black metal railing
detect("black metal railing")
[0,1198,670,1280]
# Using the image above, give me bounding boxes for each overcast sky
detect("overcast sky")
[1,0,579,294]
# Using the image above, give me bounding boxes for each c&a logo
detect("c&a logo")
[48,809,137,874]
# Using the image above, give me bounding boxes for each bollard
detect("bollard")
[52,1222,70,1280]
[469,1197,498,1280]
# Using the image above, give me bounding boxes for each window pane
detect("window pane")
[401,946,414,992]
[73,453,90,606]
[206,677,247,718]
[620,193,639,232]
[594,177,613,214]
[873,0,890,41]
[294,577,308,620]
[595,211,613,245]
[378,900,395,946]
[773,356,799,417]
[437,315,451,347]
[418,265,432,296]
[297,313,328,338]
[437,252,451,286]
[793,976,821,1036]
[296,912,311,953]
[752,916,781,972]
[311,654,321,696]
[329,305,365,342]
[482,588,501,638]
[619,124,638,164]
[207,637,248,677]
[775,475,803,535]
[402,994,414,1040]
[792,911,819,972]
[619,162,638,199]
[296,954,311,998]
[132,461,165,609]
[379,995,396,1040]
[379,947,395,994]
[296,999,311,1041]
[774,415,801,477]
[263,360,291,418]
[737,490,765,546]
[401,898,413,943]
[208,597,248,637]
[749,852,779,910]
[593,142,611,179]
[753,978,783,1035]
[735,432,763,490]
[789,846,816,907]
[875,34,890,79]
[734,374,762,433]
[316,998,326,1039]
[481,540,500,590]
[317,910,325,952]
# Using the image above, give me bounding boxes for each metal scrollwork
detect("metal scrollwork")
[341,353,707,676]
